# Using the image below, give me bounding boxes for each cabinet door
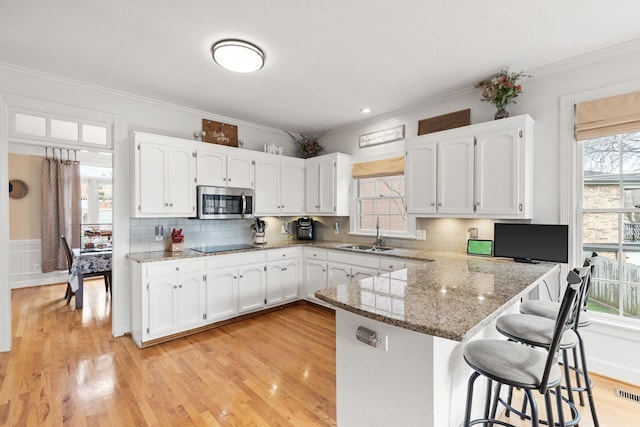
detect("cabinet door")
[475,128,521,215]
[280,162,304,214]
[176,272,204,330]
[197,148,226,187]
[328,263,352,287]
[318,159,336,214]
[305,162,320,212]
[138,142,168,214]
[147,276,177,338]
[206,267,238,322]
[352,266,378,282]
[238,265,265,313]
[266,262,284,305]
[282,259,299,301]
[227,154,255,189]
[305,260,327,300]
[254,159,280,215]
[167,146,196,215]
[438,137,475,215]
[405,142,437,214]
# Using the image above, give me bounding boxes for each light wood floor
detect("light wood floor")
[1,280,639,426]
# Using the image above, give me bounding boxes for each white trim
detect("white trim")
[112,115,130,337]
[0,92,11,351]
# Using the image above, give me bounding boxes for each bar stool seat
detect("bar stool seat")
[496,314,578,350]
[520,301,591,327]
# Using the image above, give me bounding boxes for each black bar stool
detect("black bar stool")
[519,254,600,426]
[462,271,581,427]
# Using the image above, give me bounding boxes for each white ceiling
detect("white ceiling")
[2,1,640,135]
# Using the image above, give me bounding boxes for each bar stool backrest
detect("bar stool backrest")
[540,271,580,394]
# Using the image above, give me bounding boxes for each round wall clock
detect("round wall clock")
[9,179,28,199]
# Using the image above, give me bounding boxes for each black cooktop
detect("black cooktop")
[191,244,255,254]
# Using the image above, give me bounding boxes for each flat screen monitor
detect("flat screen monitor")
[493,223,569,264]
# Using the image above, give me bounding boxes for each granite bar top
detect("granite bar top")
[315,251,559,342]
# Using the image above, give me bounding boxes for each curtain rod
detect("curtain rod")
[44,146,78,164]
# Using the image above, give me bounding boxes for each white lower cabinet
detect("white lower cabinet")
[130,246,414,347]
[304,248,328,302]
[327,250,380,287]
[204,266,238,322]
[144,259,206,342]
[266,248,300,305]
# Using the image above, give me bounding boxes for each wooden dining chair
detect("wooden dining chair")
[60,236,111,305]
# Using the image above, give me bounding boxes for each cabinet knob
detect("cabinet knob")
[282,254,286,257]
[430,202,435,206]
[170,203,173,207]
[239,275,243,278]
[179,285,182,288]
[313,254,317,257]
[437,202,442,207]
[282,267,287,271]
[175,267,179,271]
[475,202,480,206]
[228,178,231,182]
[165,203,169,207]
[174,285,177,289]
[223,177,227,181]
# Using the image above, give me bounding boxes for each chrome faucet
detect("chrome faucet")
[373,217,384,248]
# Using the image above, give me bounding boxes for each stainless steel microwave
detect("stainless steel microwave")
[197,186,254,219]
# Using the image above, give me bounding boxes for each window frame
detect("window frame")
[349,173,416,239]
[562,84,640,327]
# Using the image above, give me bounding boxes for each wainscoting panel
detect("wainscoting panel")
[9,239,66,288]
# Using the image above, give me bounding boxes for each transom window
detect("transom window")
[580,131,640,320]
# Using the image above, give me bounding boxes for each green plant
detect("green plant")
[476,68,531,108]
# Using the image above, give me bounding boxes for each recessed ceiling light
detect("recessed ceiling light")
[211,39,264,73]
[361,108,371,114]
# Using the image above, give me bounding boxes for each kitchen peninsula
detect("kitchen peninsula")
[315,251,559,427]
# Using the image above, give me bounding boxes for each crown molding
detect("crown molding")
[0,61,287,135]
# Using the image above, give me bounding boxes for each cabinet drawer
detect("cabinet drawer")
[327,250,379,269]
[206,251,265,269]
[146,259,205,277]
[304,248,328,261]
[266,247,299,261]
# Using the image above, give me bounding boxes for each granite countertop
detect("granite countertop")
[126,240,434,263]
[315,251,559,342]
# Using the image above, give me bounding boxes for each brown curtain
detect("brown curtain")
[352,156,404,179]
[576,91,640,140]
[41,154,81,273]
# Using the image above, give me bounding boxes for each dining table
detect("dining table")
[69,248,112,309]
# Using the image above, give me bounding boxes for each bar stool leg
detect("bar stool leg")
[572,346,585,406]
[464,371,481,427]
[524,389,539,427]
[577,333,600,427]
[562,349,576,406]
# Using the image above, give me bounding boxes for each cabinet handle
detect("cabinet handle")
[282,267,287,271]
[519,203,523,211]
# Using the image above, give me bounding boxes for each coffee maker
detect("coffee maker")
[296,217,314,240]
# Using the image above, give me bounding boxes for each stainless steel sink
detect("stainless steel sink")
[336,244,395,253]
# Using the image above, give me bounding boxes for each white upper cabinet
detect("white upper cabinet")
[438,136,475,215]
[132,132,196,218]
[196,143,254,189]
[254,154,304,215]
[405,114,534,219]
[304,152,351,216]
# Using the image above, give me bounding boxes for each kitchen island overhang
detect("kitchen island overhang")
[316,251,560,427]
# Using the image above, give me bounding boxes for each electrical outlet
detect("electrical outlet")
[334,222,340,234]
[376,334,389,351]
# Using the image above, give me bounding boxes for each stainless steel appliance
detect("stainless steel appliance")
[197,186,253,219]
[296,217,314,240]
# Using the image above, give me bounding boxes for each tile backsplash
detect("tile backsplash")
[129,216,520,254]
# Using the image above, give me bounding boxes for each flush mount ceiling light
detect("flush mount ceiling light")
[211,39,264,73]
